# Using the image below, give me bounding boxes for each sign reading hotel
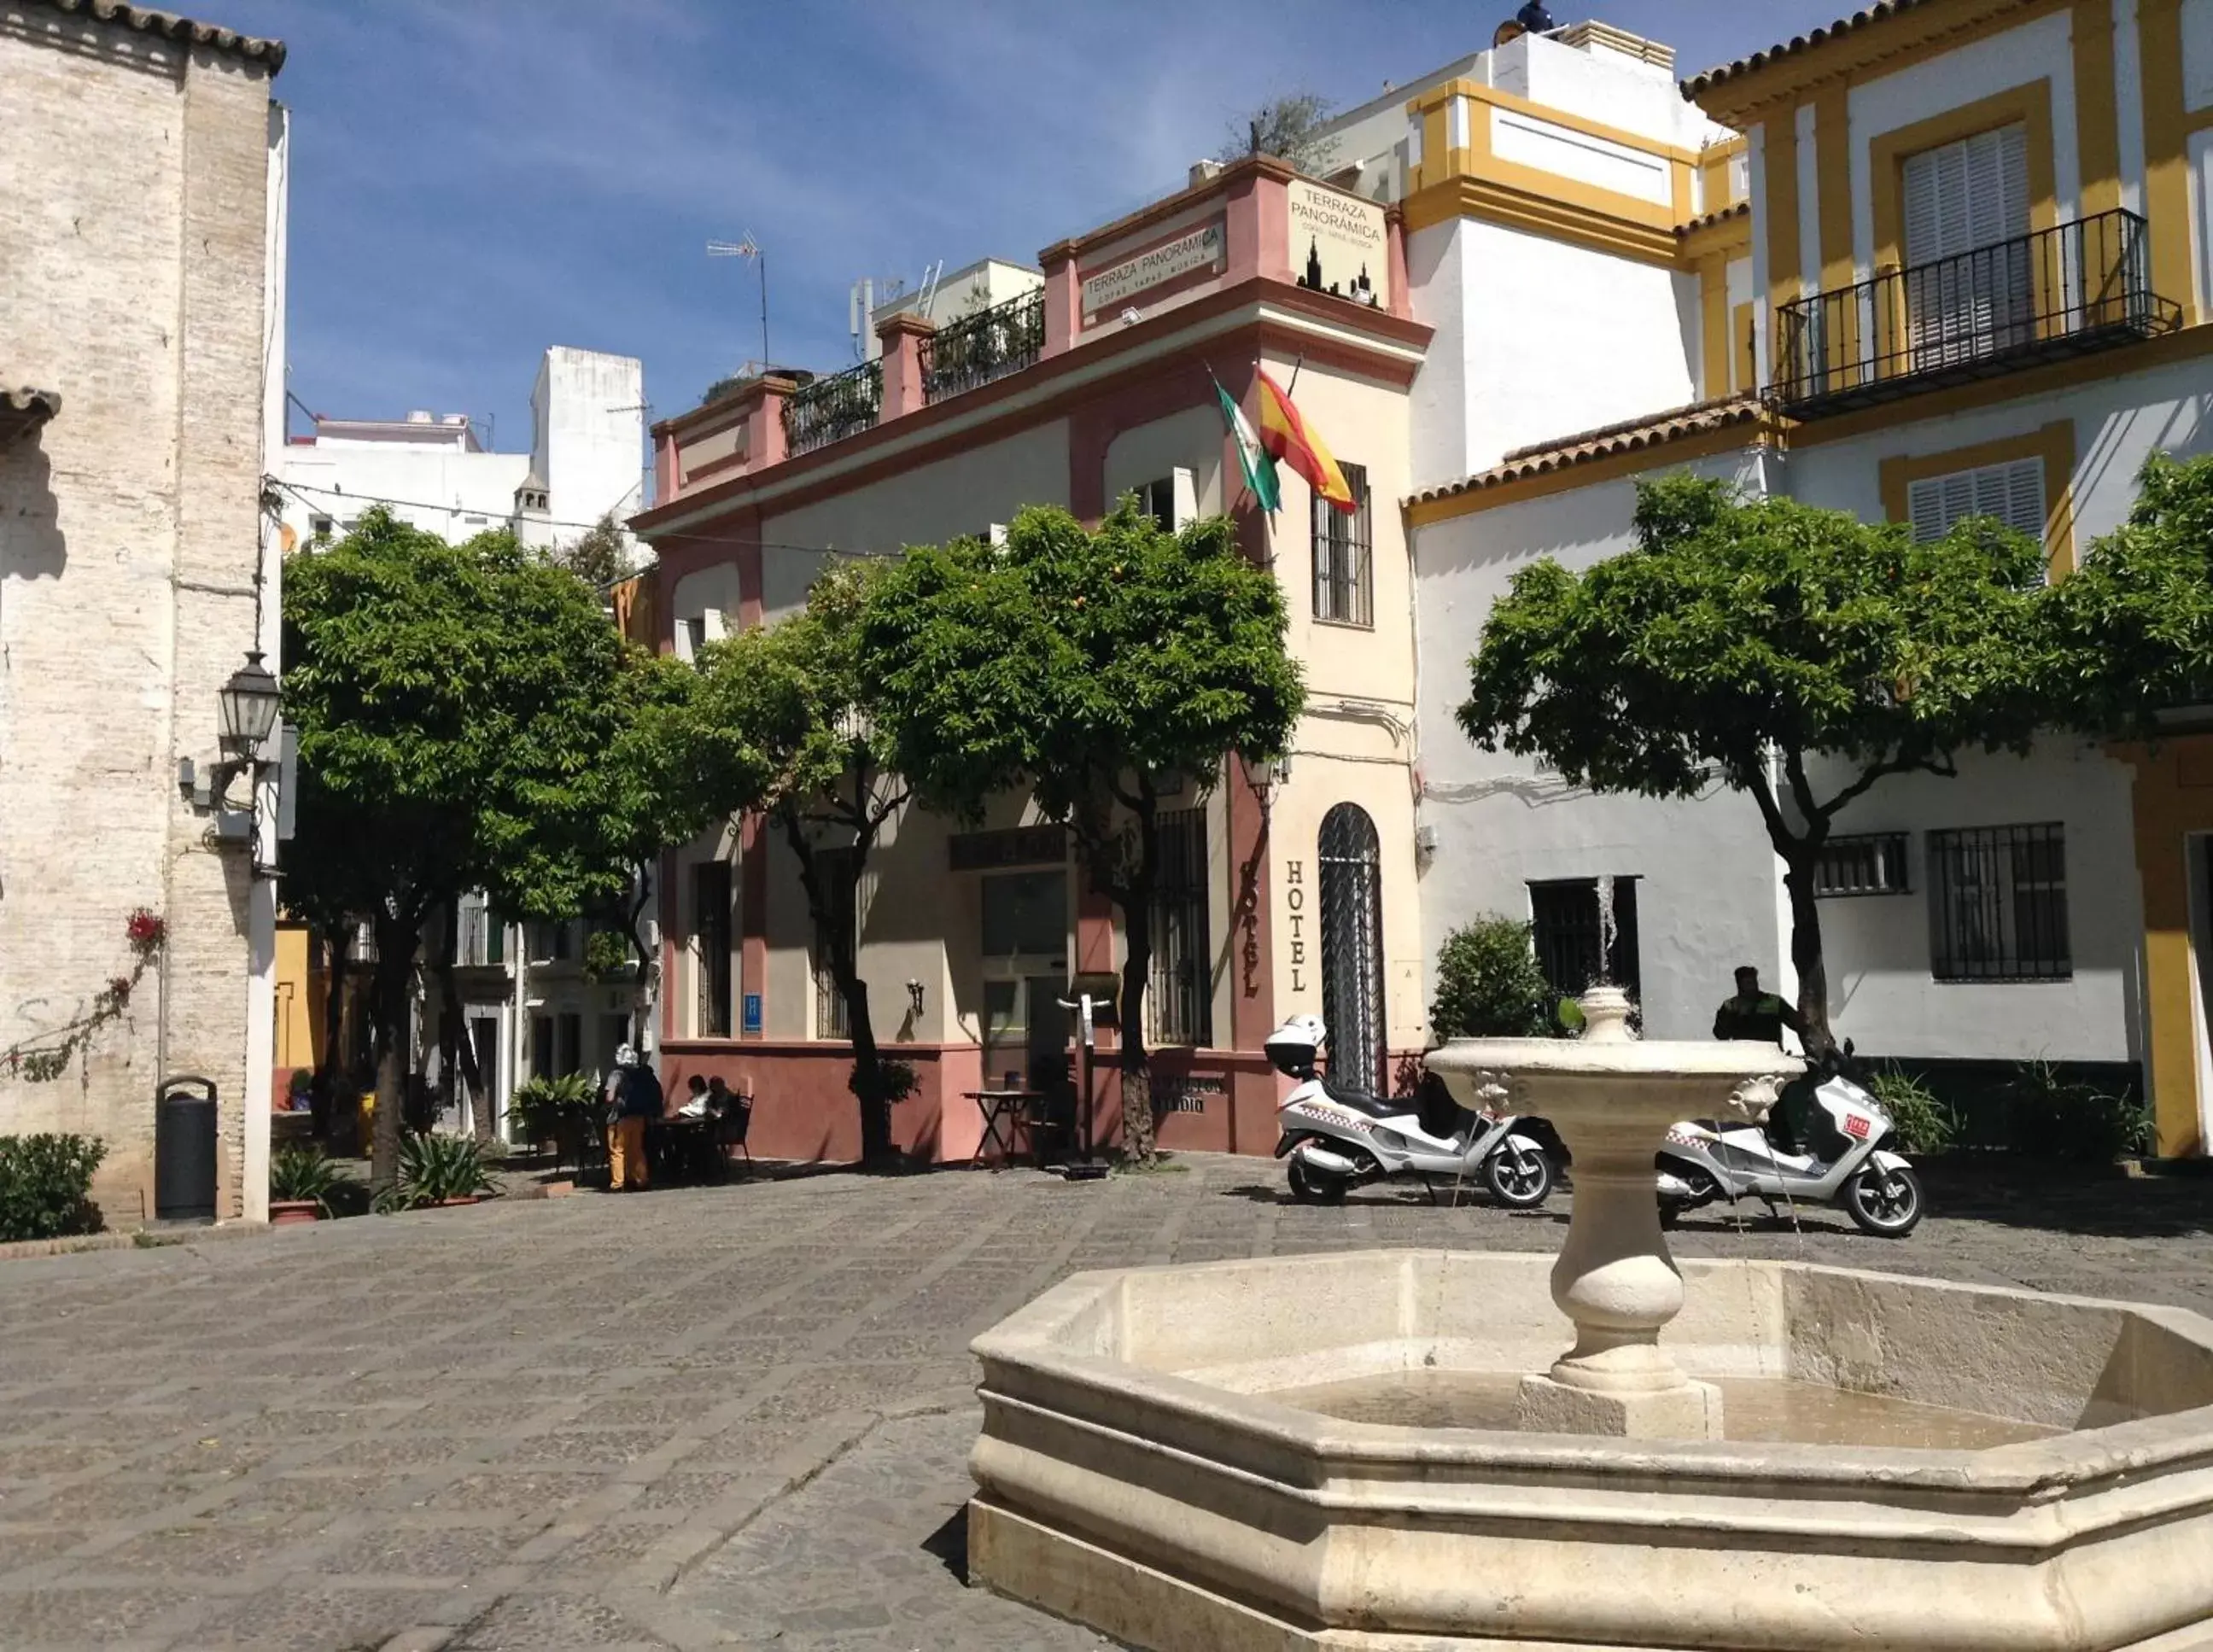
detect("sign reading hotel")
[1288,180,1387,309]
[1081,219,1224,318]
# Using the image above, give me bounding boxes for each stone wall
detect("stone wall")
[0,9,277,1223]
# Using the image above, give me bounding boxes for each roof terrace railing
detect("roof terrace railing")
[780,359,882,455]
[920,289,1047,405]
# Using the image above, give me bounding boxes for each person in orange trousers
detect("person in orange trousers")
[602,1044,661,1191]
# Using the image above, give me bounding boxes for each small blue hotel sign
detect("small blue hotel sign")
[742,993,762,1035]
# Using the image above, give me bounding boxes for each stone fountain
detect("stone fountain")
[966,988,2213,1650]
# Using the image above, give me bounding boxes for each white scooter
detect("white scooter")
[1655,1052,1923,1237]
[1267,1015,1556,1209]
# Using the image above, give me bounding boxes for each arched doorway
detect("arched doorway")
[1318,803,1387,1095]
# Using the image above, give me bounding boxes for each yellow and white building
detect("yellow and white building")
[1404,0,2213,1158]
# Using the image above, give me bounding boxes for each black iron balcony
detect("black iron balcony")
[920,288,1046,404]
[781,359,881,454]
[1771,208,2181,417]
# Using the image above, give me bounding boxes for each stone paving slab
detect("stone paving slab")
[0,1154,2210,1649]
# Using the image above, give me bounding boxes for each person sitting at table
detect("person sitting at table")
[679,1074,709,1118]
[705,1075,735,1118]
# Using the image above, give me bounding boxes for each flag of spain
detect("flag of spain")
[1254,367,1355,514]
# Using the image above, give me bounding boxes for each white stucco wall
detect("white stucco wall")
[533,346,646,545]
[281,443,528,546]
[1799,740,2142,1063]
[1407,215,1700,491]
[1411,453,1784,1042]
[759,420,1071,621]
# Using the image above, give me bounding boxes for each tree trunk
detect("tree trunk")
[1782,854,1838,1061]
[312,920,351,1142]
[1117,865,1158,1165]
[843,974,895,1165]
[369,912,418,1190]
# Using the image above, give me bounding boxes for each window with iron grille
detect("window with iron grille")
[1927,823,2070,981]
[812,847,862,1040]
[1311,462,1372,627]
[692,861,733,1037]
[1527,878,1641,1005]
[1814,833,1912,897]
[1319,803,1387,1093]
[1147,808,1212,1048]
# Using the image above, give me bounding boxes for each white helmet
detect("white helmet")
[1267,1014,1327,1051]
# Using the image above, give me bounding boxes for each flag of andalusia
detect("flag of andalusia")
[1212,374,1281,515]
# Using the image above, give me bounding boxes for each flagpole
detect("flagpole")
[1205,358,1254,517]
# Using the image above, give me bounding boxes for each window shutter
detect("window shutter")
[1905,457,2047,545]
[1903,123,2028,265]
[2000,458,2044,537]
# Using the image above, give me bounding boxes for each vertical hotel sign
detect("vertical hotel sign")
[1288,180,1387,309]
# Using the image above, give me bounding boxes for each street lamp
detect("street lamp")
[217,650,282,758]
[1239,750,1290,800]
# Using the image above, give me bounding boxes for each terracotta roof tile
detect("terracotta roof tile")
[1682,0,2041,103]
[1408,396,1772,506]
[1676,201,1751,238]
[20,0,284,72]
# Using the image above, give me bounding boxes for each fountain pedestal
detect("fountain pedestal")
[1431,986,1796,1440]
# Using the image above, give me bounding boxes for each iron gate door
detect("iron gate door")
[1318,803,1387,1095]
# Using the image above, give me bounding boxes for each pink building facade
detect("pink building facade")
[631,158,1433,1164]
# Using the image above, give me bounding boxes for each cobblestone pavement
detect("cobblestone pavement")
[3,1154,2211,1650]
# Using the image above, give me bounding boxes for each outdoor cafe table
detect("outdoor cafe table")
[649,1113,718,1182]
[966,1089,1042,1169]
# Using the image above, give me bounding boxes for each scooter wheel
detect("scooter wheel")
[1657,1198,1683,1230]
[1288,1157,1348,1206]
[1845,1164,1924,1237]
[1484,1145,1554,1210]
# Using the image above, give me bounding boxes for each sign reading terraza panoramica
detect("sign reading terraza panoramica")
[1288,180,1387,309]
[1081,220,1224,317]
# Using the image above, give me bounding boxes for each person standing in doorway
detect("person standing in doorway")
[604,1045,662,1192]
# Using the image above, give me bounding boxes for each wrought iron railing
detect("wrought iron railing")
[920,289,1046,403]
[781,359,881,454]
[1772,209,2179,416]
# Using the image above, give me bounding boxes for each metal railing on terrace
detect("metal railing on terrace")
[920,289,1046,404]
[781,359,881,454]
[1772,209,2180,417]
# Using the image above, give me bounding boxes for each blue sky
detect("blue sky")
[215,1,1848,452]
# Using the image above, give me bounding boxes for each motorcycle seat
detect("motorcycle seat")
[1320,1077,1404,1119]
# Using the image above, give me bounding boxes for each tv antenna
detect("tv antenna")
[706,236,769,374]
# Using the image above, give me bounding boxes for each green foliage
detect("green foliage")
[552,512,629,591]
[1459,474,2060,1049]
[283,507,693,931]
[684,562,913,1159]
[1865,1066,1958,1155]
[269,1145,348,1214]
[2048,452,2213,736]
[583,929,633,982]
[283,509,700,1183]
[1462,475,2052,805]
[508,1073,599,1147]
[1221,92,1337,172]
[374,1133,499,1213]
[0,1134,107,1242]
[2006,1061,2152,1165]
[857,1059,919,1106]
[861,505,1304,841]
[860,503,1302,1160]
[1429,915,1557,1039]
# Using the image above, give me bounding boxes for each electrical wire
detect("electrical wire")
[267,476,904,563]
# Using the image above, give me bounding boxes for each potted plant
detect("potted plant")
[375,1132,499,1214]
[509,1072,596,1161]
[268,1143,344,1224]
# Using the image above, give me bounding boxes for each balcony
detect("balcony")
[920,289,1046,404]
[1772,209,2181,417]
[781,359,881,455]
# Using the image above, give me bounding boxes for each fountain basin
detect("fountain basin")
[967,1250,2213,1651]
